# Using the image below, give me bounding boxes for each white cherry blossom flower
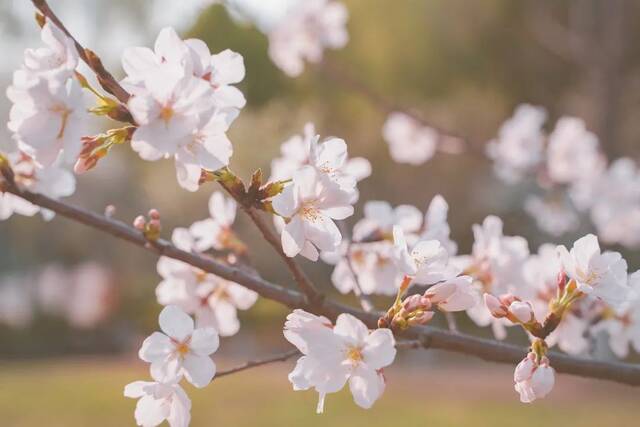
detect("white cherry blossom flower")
[272,166,354,260]
[486,104,546,183]
[268,0,348,77]
[425,275,477,312]
[392,226,460,286]
[382,112,438,165]
[454,215,529,339]
[284,310,396,412]
[22,22,78,85]
[421,194,458,255]
[546,117,605,185]
[352,200,422,242]
[188,191,237,251]
[591,270,640,358]
[122,27,246,111]
[124,380,191,427]
[514,353,555,403]
[557,234,629,309]
[524,194,579,237]
[138,305,219,388]
[524,244,589,355]
[270,123,370,201]
[7,76,88,167]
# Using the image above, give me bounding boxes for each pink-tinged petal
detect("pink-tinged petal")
[288,355,315,391]
[281,216,306,257]
[362,329,396,369]
[530,365,555,399]
[167,385,192,427]
[334,313,368,345]
[303,214,342,252]
[210,49,245,85]
[272,185,298,218]
[150,356,182,384]
[424,282,456,304]
[514,357,535,383]
[122,47,158,82]
[154,27,188,64]
[174,154,202,192]
[182,353,216,388]
[299,241,320,261]
[159,305,194,341]
[211,299,241,336]
[212,85,246,109]
[134,394,169,427]
[348,366,385,409]
[293,166,320,200]
[395,204,423,233]
[138,331,173,363]
[171,228,194,252]
[184,38,211,77]
[344,157,371,181]
[189,327,219,356]
[124,381,153,398]
[320,205,354,220]
[225,283,258,310]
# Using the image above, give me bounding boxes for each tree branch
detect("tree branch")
[215,349,300,379]
[5,183,640,387]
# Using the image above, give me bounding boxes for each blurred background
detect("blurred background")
[1,0,639,425]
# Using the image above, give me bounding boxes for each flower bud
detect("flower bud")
[104,205,116,218]
[424,281,456,304]
[499,293,519,306]
[484,293,508,318]
[509,301,535,324]
[402,294,423,312]
[74,156,97,174]
[133,215,146,230]
[148,209,160,220]
[407,310,434,326]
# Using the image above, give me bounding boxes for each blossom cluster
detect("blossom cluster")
[3,22,85,220]
[270,123,370,260]
[487,104,640,246]
[0,262,115,330]
[122,27,245,191]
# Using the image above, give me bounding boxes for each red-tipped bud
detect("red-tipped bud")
[407,310,435,326]
[508,301,535,324]
[402,294,423,312]
[148,209,160,220]
[484,293,508,318]
[556,270,567,293]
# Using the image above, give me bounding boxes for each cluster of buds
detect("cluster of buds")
[379,280,459,330]
[200,167,287,213]
[74,126,134,174]
[134,209,162,241]
[514,340,555,403]
[484,293,536,324]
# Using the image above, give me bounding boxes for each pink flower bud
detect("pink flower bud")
[73,156,97,174]
[133,215,146,230]
[148,209,160,220]
[402,294,423,312]
[104,205,116,218]
[424,281,456,304]
[499,293,518,306]
[509,301,535,324]
[484,293,507,318]
[407,310,434,326]
[148,218,161,231]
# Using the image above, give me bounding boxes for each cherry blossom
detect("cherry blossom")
[592,270,640,358]
[270,123,371,200]
[284,310,396,413]
[0,152,75,221]
[22,21,78,85]
[187,191,238,252]
[272,166,354,260]
[454,216,529,339]
[524,194,579,237]
[486,104,546,183]
[392,226,459,286]
[382,112,438,165]
[546,117,605,185]
[352,200,421,242]
[557,234,629,309]
[124,380,191,427]
[514,352,555,403]
[7,76,88,167]
[139,305,219,388]
[267,0,349,77]
[421,194,458,255]
[524,244,590,355]
[424,275,478,312]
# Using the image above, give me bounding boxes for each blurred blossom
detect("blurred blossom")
[0,262,116,330]
[0,275,34,329]
[524,194,580,237]
[486,104,547,183]
[382,112,437,165]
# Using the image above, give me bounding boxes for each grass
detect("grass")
[0,355,636,426]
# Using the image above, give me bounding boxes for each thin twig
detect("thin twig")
[5,184,640,387]
[215,349,300,379]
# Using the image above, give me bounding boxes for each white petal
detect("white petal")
[189,327,219,356]
[182,353,216,388]
[138,331,173,363]
[334,313,368,345]
[348,366,385,409]
[362,329,396,369]
[159,305,194,341]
